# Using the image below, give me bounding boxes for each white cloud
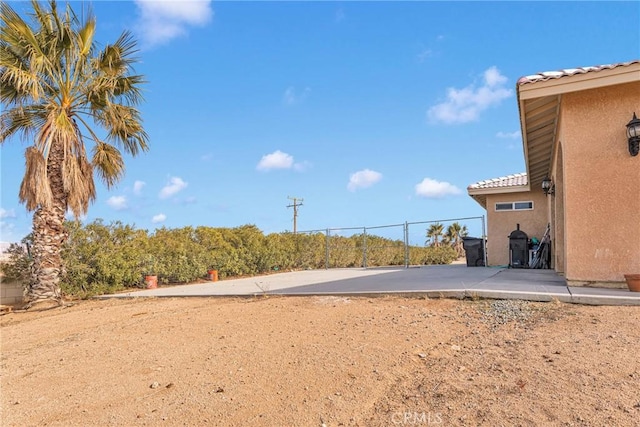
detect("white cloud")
[151,213,167,224]
[496,131,520,139]
[134,0,213,48]
[107,196,128,210]
[159,176,188,199]
[0,208,16,219]
[133,180,146,196]
[484,67,507,87]
[283,86,311,105]
[347,169,383,192]
[427,66,513,124]
[257,150,294,171]
[415,178,461,198]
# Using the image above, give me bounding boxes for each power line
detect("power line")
[287,196,303,234]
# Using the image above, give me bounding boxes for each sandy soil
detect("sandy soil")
[1,295,639,426]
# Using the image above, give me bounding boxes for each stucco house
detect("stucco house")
[468,60,640,288]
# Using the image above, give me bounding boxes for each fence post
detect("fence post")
[404,221,409,268]
[325,229,330,269]
[362,227,367,269]
[481,215,488,267]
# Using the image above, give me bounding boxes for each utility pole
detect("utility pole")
[287,196,303,234]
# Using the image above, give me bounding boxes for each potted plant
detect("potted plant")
[141,255,159,289]
[207,268,219,282]
[624,274,640,292]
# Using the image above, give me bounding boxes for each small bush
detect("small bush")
[422,246,458,265]
[0,242,31,281]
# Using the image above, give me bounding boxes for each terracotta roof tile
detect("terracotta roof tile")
[468,173,528,190]
[517,60,639,86]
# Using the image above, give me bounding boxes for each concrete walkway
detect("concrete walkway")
[103,266,640,306]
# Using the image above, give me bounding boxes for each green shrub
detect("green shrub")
[294,232,327,269]
[61,220,149,297]
[362,234,405,267]
[0,240,31,282]
[148,227,208,283]
[422,246,458,265]
[265,232,297,271]
[4,220,462,298]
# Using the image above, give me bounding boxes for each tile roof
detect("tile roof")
[517,60,640,86]
[468,173,528,190]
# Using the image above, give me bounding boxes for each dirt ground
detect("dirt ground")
[1,295,639,427]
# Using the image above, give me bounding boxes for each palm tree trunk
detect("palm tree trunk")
[25,141,67,306]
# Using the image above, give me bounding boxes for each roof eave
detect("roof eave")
[469,195,487,210]
[518,63,640,100]
[467,184,531,211]
[467,185,530,196]
[517,94,532,189]
[518,62,640,187]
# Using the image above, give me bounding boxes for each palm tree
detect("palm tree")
[426,223,444,247]
[1,1,148,306]
[444,222,469,257]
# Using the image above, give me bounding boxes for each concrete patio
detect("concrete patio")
[102,265,640,306]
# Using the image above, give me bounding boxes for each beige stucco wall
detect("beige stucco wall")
[485,191,548,266]
[1,279,24,306]
[552,141,565,275]
[559,81,640,285]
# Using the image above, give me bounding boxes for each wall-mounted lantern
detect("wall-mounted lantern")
[542,176,555,196]
[627,113,640,156]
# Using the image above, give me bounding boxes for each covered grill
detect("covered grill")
[509,224,529,268]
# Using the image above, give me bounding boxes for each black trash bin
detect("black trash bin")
[509,224,529,268]
[462,237,485,267]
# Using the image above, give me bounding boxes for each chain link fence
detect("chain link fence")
[295,215,486,269]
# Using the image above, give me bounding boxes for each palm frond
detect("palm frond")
[1,2,61,103]
[94,103,149,155]
[0,104,48,142]
[19,146,53,210]
[92,142,124,188]
[100,30,139,74]
[30,1,54,35]
[63,153,95,218]
[77,16,95,57]
[114,74,146,104]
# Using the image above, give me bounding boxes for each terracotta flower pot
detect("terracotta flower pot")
[207,270,218,282]
[144,275,158,289]
[624,274,640,292]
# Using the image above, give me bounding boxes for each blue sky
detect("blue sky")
[1,0,639,245]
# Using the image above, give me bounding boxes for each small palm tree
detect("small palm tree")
[426,223,444,247]
[1,1,148,306]
[444,222,469,257]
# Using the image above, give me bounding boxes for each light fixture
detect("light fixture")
[627,112,640,156]
[542,176,554,196]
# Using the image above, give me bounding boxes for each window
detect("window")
[514,201,533,210]
[495,201,533,211]
[495,203,513,211]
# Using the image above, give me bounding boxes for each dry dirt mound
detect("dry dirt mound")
[1,296,639,426]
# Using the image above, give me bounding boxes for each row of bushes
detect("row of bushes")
[2,220,458,298]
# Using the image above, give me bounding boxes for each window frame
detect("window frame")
[494,201,534,212]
